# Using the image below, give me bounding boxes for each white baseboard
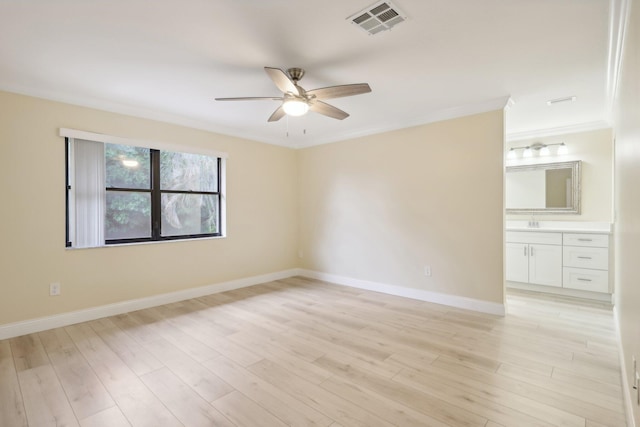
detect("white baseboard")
[614,306,638,427]
[0,267,506,341]
[507,281,613,303]
[299,269,506,316]
[0,269,302,341]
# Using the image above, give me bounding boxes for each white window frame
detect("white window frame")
[61,128,227,248]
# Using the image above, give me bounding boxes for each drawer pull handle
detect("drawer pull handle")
[577,278,592,282]
[577,256,592,259]
[577,238,593,242]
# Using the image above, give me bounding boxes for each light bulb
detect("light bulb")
[557,143,568,155]
[282,99,309,116]
[122,159,139,168]
[540,146,551,156]
[507,149,516,160]
[523,147,532,158]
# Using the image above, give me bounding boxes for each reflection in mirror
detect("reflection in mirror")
[506,161,581,214]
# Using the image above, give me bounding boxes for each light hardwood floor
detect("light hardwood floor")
[0,277,627,426]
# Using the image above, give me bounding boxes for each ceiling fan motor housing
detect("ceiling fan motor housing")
[287,67,305,82]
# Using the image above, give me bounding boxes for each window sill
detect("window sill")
[66,234,227,250]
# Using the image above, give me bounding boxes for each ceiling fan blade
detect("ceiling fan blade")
[215,97,283,101]
[307,83,371,100]
[309,101,349,120]
[264,67,300,95]
[268,105,286,122]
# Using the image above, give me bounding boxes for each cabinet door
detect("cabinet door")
[529,244,562,287]
[506,242,529,283]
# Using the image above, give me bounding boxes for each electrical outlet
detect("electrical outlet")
[49,282,61,296]
[424,266,432,277]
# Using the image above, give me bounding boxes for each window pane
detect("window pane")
[161,193,218,237]
[160,151,217,192]
[105,144,150,189]
[106,191,151,240]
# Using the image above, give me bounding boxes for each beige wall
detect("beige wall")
[506,128,614,222]
[0,91,299,325]
[298,110,505,304]
[613,0,640,424]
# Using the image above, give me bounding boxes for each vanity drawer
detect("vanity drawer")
[563,246,608,270]
[563,267,609,293]
[506,231,562,245]
[563,233,609,248]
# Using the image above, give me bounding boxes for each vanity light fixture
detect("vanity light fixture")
[557,142,569,155]
[506,142,568,159]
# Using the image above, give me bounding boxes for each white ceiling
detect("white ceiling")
[0,0,618,147]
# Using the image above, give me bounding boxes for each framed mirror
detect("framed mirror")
[506,160,581,214]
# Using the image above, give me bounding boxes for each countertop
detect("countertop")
[506,221,612,234]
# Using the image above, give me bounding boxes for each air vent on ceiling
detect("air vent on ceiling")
[347,1,408,35]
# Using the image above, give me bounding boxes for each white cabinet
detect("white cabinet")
[506,230,612,295]
[506,232,563,287]
[506,243,529,283]
[529,244,563,286]
[562,233,610,293]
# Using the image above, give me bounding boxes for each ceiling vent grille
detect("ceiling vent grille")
[347,1,407,35]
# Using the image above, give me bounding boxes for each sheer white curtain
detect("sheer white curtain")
[72,138,105,247]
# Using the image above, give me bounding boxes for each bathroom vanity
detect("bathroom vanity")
[506,222,613,301]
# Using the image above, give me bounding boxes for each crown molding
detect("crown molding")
[1,84,511,149]
[0,83,291,147]
[295,95,513,148]
[605,0,633,118]
[506,120,612,142]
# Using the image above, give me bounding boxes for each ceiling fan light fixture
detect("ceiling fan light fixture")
[283,99,309,116]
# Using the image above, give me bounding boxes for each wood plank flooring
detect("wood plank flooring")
[0,277,627,426]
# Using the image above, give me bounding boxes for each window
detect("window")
[66,137,224,248]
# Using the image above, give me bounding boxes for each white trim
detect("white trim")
[295,96,512,148]
[506,281,613,303]
[614,306,638,427]
[0,267,509,339]
[2,265,631,422]
[219,157,227,237]
[606,0,633,118]
[2,84,511,149]
[506,120,612,142]
[0,269,301,341]
[60,128,229,159]
[299,269,506,316]
[0,82,261,144]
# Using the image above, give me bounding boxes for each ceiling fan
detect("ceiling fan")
[215,67,372,122]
